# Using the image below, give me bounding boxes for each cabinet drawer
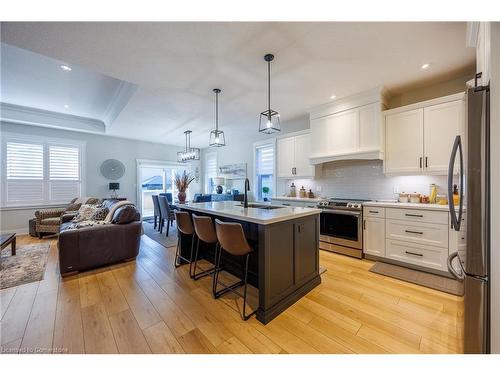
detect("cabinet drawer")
[386,208,448,225]
[363,206,385,218]
[386,239,448,271]
[386,219,448,248]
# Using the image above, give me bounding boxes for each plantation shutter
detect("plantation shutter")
[49,145,81,203]
[255,144,274,175]
[204,153,217,193]
[5,141,44,204]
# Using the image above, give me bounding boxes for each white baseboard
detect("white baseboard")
[1,227,29,235]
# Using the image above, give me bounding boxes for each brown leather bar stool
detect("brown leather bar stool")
[213,219,257,321]
[174,211,195,268]
[190,214,218,280]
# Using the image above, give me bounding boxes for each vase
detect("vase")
[177,191,187,203]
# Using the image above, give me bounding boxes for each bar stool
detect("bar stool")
[190,214,218,280]
[213,219,257,321]
[174,211,195,268]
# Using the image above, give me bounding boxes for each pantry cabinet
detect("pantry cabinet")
[277,131,315,178]
[384,93,465,175]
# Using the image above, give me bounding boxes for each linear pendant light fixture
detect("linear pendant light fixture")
[209,88,226,147]
[177,130,200,162]
[259,53,281,134]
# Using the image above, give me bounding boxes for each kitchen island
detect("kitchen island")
[179,201,322,324]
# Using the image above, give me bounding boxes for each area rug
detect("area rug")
[142,221,178,248]
[369,261,463,296]
[0,243,50,289]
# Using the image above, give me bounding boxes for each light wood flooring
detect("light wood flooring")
[0,232,464,354]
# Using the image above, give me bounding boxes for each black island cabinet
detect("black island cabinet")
[179,201,321,324]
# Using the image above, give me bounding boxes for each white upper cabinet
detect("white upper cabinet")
[309,87,386,164]
[383,93,465,175]
[385,108,424,174]
[277,131,315,178]
[423,100,464,173]
[469,22,491,86]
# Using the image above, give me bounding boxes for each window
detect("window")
[204,152,217,194]
[254,142,275,201]
[1,133,85,207]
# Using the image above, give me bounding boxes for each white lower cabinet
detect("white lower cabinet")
[363,216,386,257]
[363,205,451,272]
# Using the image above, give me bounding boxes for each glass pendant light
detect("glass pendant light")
[177,130,200,162]
[209,88,226,147]
[259,53,281,134]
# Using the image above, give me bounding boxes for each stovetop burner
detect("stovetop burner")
[317,198,368,210]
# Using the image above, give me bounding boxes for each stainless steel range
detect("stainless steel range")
[317,198,366,259]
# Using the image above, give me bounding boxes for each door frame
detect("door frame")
[136,158,189,216]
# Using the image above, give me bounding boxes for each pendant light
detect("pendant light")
[209,88,226,147]
[259,53,281,134]
[177,130,200,162]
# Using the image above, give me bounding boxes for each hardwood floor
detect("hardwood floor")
[0,232,464,354]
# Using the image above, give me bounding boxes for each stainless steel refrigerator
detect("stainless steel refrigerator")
[447,82,490,354]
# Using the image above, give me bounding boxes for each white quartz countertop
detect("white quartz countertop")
[364,201,455,211]
[271,196,324,203]
[180,201,321,225]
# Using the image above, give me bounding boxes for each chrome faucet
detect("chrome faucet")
[244,178,250,208]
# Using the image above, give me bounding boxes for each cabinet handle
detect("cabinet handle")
[405,213,423,218]
[405,229,423,235]
[425,157,428,168]
[369,210,379,214]
[283,203,291,206]
[405,251,423,257]
[419,157,422,169]
[363,219,366,230]
[293,167,297,175]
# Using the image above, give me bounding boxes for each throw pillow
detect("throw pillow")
[91,206,109,221]
[66,202,82,212]
[72,204,98,222]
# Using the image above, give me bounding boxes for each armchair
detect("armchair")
[35,197,99,238]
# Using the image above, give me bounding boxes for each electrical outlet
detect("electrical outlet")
[393,185,399,194]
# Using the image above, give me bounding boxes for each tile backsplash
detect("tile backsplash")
[277,159,449,200]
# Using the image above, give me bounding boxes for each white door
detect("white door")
[385,108,424,174]
[294,133,315,177]
[423,100,464,173]
[363,216,386,257]
[359,103,381,152]
[277,137,295,178]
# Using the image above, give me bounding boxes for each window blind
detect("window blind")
[204,153,217,193]
[49,145,81,202]
[255,144,274,175]
[5,142,44,204]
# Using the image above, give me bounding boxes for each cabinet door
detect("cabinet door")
[363,216,386,257]
[385,108,424,174]
[294,133,315,177]
[359,103,381,152]
[423,100,464,173]
[310,116,330,158]
[277,137,295,178]
[294,218,319,284]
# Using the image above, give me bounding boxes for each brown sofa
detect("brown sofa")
[58,200,142,276]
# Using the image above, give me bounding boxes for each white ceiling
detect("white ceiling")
[0,22,475,147]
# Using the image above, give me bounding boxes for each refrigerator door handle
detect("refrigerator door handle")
[448,135,463,230]
[447,252,465,281]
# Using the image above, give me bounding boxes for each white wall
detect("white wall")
[0,122,202,233]
[489,21,500,354]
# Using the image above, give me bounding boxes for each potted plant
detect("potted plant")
[262,186,270,201]
[174,170,195,203]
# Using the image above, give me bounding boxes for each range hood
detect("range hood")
[308,87,386,165]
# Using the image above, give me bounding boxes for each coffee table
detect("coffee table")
[0,233,16,256]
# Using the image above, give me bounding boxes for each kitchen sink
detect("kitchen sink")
[236,203,284,210]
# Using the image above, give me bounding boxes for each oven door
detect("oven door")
[320,209,362,249]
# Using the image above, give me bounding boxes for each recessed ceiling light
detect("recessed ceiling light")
[330,95,336,99]
[64,104,69,108]
[60,65,72,71]
[421,63,431,70]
